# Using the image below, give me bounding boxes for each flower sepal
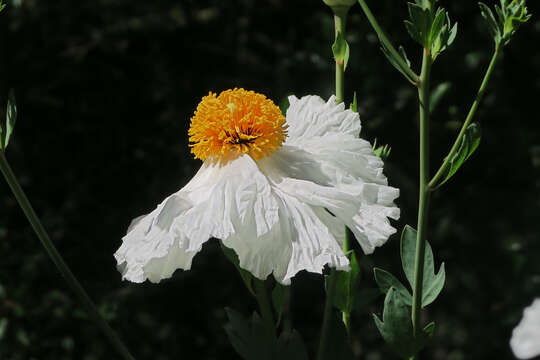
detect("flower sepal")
[322,0,356,16]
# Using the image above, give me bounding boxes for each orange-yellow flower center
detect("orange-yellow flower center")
[189,88,287,162]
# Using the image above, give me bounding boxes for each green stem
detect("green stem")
[334,8,347,104]
[332,7,352,333]
[428,46,501,190]
[341,229,352,332]
[411,48,433,337]
[357,0,419,84]
[0,152,135,360]
[317,272,337,360]
[254,279,275,341]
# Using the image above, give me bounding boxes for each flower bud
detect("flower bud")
[322,0,356,14]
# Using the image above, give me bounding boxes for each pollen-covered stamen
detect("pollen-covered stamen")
[189,88,287,162]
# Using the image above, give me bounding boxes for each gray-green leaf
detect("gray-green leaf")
[437,123,482,187]
[5,90,17,149]
[380,44,417,85]
[224,309,273,360]
[328,252,361,313]
[374,268,412,306]
[374,288,434,359]
[400,225,446,308]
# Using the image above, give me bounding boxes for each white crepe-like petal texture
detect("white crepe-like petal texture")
[511,298,540,359]
[115,95,400,284]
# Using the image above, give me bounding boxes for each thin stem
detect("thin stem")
[334,8,347,104]
[357,0,419,84]
[341,229,352,332]
[411,48,433,337]
[254,279,276,341]
[317,272,337,360]
[0,152,135,360]
[428,46,502,190]
[333,6,352,333]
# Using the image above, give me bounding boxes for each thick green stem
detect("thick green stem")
[428,46,502,190]
[254,279,276,341]
[411,49,433,337]
[357,0,419,84]
[0,152,135,360]
[317,272,337,360]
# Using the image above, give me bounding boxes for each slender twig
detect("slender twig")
[0,152,135,360]
[357,0,419,84]
[428,46,502,190]
[411,48,433,337]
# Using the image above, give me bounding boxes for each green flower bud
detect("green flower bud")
[322,0,356,14]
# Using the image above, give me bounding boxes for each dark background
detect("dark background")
[0,0,539,359]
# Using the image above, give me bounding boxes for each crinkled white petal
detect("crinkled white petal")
[511,298,540,359]
[115,155,280,283]
[283,95,400,253]
[115,94,399,284]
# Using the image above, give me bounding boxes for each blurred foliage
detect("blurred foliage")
[0,0,538,359]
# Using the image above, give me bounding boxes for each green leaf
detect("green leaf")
[373,143,392,161]
[374,288,433,358]
[373,268,412,306]
[398,46,411,67]
[224,309,273,360]
[380,44,416,85]
[400,225,446,308]
[328,252,361,313]
[430,82,452,112]
[350,92,358,113]
[221,242,255,296]
[354,287,382,309]
[429,8,446,46]
[5,90,17,149]
[438,123,482,186]
[275,330,309,360]
[479,2,501,42]
[406,2,431,46]
[272,283,287,327]
[332,31,350,71]
[430,9,458,60]
[225,308,309,360]
[320,312,355,360]
[404,20,422,46]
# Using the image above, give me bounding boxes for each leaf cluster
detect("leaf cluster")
[479,0,531,47]
[404,3,457,60]
[224,309,309,360]
[373,226,445,358]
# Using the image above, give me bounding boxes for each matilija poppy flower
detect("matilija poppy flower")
[511,298,540,359]
[115,89,399,285]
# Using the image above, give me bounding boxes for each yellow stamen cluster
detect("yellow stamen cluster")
[189,88,287,162]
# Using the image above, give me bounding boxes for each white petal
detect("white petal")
[115,155,280,283]
[511,298,540,359]
[259,145,398,255]
[286,95,360,141]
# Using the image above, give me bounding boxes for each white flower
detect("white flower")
[115,89,399,285]
[511,298,540,359]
